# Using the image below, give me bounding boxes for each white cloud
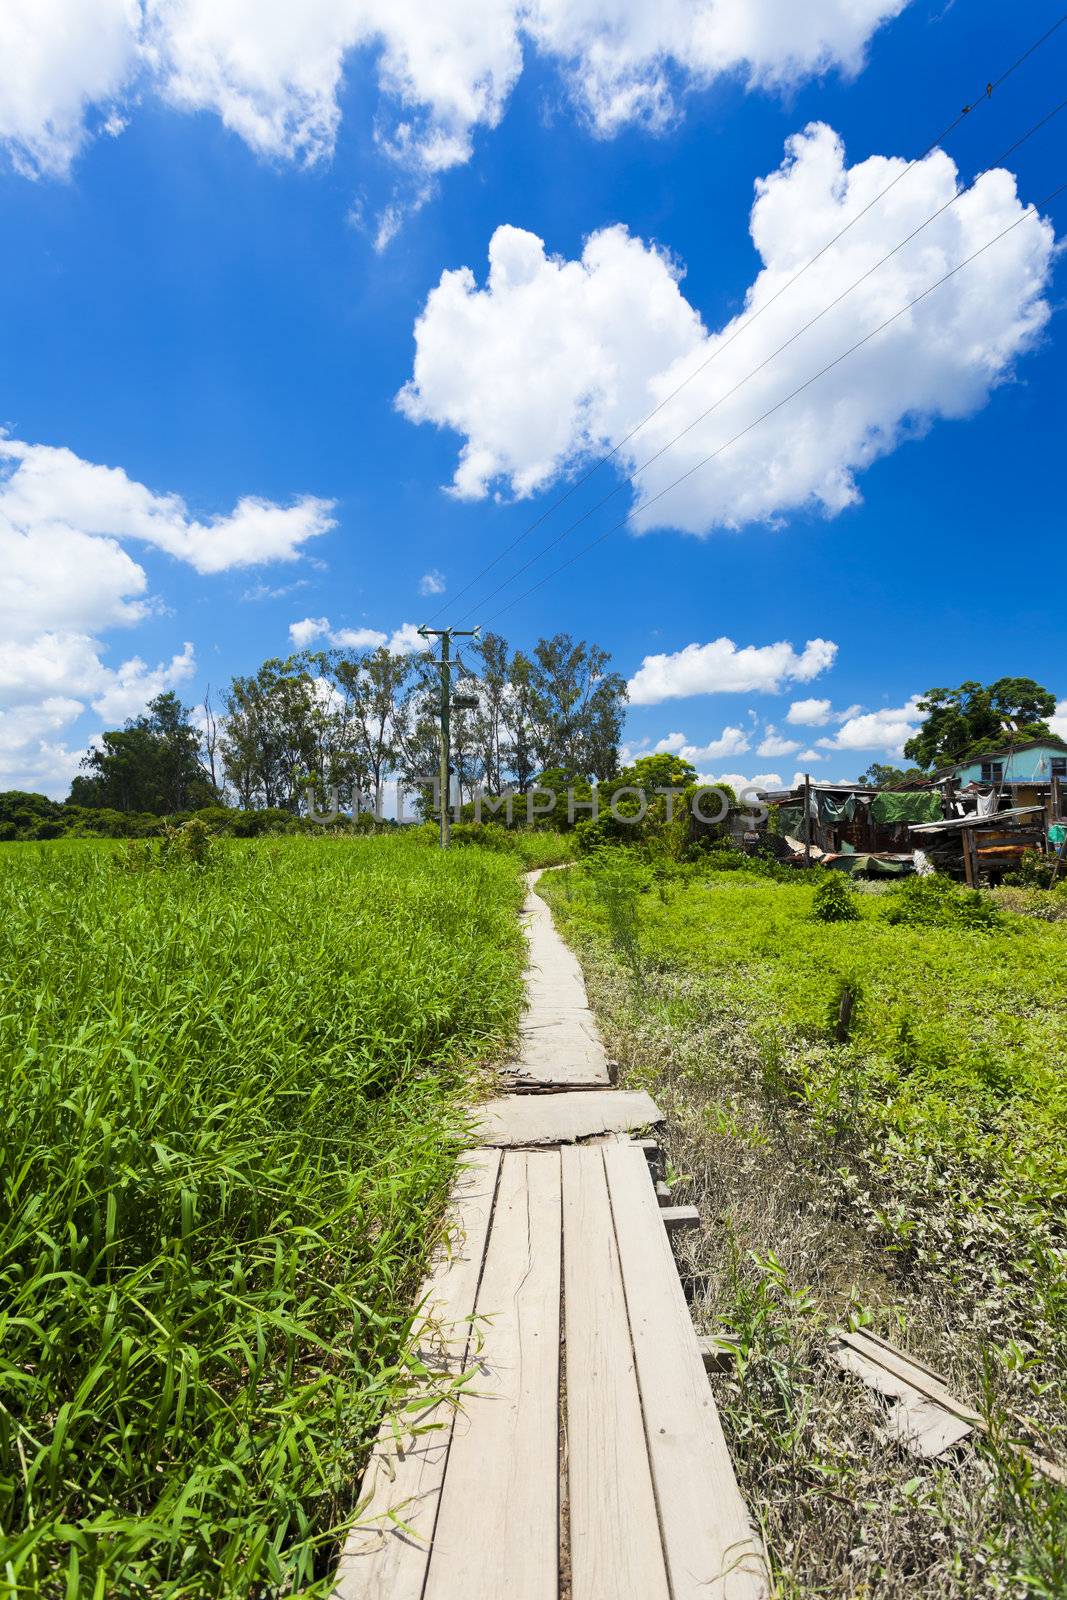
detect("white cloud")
[2,3,908,185]
[88,641,197,722]
[0,437,334,577]
[787,696,831,725]
[696,769,783,794]
[419,568,447,596]
[816,696,923,757]
[757,726,800,757]
[0,0,141,177]
[289,616,333,648]
[401,124,1054,527]
[654,725,751,762]
[0,634,199,793]
[1050,700,1067,742]
[288,616,424,655]
[0,434,333,797]
[628,635,836,704]
[796,747,823,762]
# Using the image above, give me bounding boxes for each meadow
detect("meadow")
[0,833,529,1598]
[542,857,1067,1598]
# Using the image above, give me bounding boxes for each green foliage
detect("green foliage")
[0,835,525,1596]
[856,761,927,787]
[903,677,1057,769]
[811,872,861,922]
[70,691,217,813]
[1002,848,1062,890]
[883,873,1002,931]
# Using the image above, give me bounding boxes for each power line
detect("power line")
[453,91,1066,623]
[424,10,1067,628]
[477,176,1066,628]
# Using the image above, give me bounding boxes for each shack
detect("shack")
[762,782,941,875]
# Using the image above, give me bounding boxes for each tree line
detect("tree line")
[67,631,629,817]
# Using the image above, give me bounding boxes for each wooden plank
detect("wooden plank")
[562,1146,670,1600]
[477,1088,663,1147]
[849,1327,948,1385]
[423,1150,562,1600]
[508,883,610,1088]
[603,1144,766,1600]
[836,1331,1067,1484]
[832,1342,972,1458]
[333,1149,501,1598]
[661,1204,700,1233]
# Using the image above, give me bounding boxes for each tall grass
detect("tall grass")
[0,835,524,1597]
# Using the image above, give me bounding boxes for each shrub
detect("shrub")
[575,818,610,855]
[883,873,1001,931]
[1002,848,1061,890]
[811,873,861,922]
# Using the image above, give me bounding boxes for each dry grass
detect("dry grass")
[562,941,1066,1599]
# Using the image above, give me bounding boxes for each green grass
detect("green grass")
[0,834,525,1598]
[541,857,1067,1595]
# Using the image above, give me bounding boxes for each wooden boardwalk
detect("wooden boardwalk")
[334,871,765,1600]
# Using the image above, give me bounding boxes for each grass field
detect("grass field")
[0,833,528,1598]
[542,856,1067,1598]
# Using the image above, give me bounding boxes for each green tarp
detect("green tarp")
[869,790,943,825]
[818,793,857,821]
[827,853,913,877]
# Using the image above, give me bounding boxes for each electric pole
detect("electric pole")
[418,625,480,848]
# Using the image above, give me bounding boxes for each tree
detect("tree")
[903,678,1056,769]
[330,646,411,812]
[69,692,216,813]
[526,634,628,780]
[857,761,926,788]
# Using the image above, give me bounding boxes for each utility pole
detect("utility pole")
[418,625,480,848]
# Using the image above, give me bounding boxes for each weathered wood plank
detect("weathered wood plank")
[562,1146,670,1600]
[604,1144,766,1600]
[508,880,610,1088]
[832,1342,972,1458]
[477,1088,663,1147]
[333,1149,501,1598]
[660,1204,700,1233]
[423,1150,562,1600]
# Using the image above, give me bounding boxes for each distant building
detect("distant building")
[934,737,1067,805]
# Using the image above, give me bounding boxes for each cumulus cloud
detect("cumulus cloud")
[816,696,924,756]
[757,726,801,757]
[1050,701,1067,741]
[2,3,908,183]
[419,568,447,596]
[654,725,751,762]
[787,696,831,725]
[0,434,333,795]
[0,633,199,791]
[628,635,836,705]
[0,0,141,177]
[288,616,424,654]
[0,437,334,577]
[401,124,1054,529]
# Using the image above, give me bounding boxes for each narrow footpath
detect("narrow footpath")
[334,868,766,1599]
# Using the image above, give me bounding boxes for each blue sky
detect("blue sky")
[2,0,1065,796]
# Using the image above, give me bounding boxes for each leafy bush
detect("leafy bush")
[811,873,861,922]
[1002,848,1062,890]
[883,873,1001,930]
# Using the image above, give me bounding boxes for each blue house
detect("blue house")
[941,737,1067,794]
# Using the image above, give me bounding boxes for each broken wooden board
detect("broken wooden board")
[831,1329,1067,1482]
[505,876,611,1089]
[476,1088,663,1147]
[831,1333,972,1459]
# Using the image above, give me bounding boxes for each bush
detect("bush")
[883,872,1001,931]
[575,818,610,855]
[811,873,861,922]
[1002,848,1061,890]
